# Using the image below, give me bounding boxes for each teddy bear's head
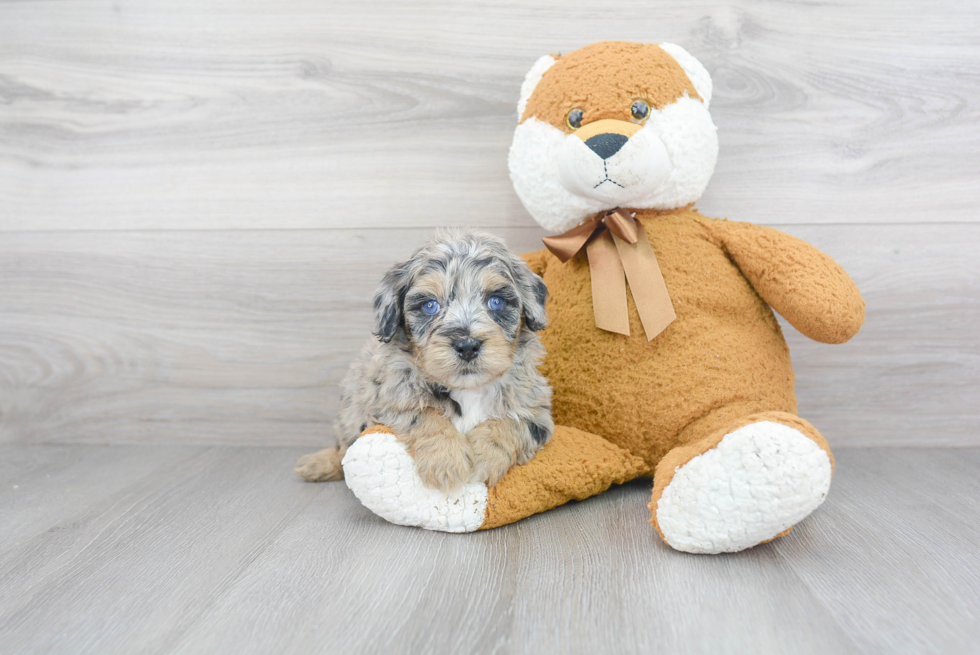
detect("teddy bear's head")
[508,41,718,233]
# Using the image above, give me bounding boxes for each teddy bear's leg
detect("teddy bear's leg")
[650,411,833,554]
[342,425,648,533]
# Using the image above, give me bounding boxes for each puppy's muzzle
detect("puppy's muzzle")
[452,337,482,362]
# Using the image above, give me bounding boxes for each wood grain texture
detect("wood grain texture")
[0,444,206,553]
[1,223,976,447]
[0,445,977,654]
[0,0,977,231]
[0,446,324,654]
[774,448,980,654]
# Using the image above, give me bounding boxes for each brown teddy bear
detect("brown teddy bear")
[338,41,865,554]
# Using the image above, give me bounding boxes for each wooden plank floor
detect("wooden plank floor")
[0,445,977,654]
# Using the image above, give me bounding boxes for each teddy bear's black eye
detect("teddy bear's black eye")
[631,100,650,122]
[566,108,584,130]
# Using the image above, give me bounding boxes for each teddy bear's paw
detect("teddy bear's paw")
[656,421,832,554]
[341,430,488,533]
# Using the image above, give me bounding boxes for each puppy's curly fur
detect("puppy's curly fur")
[295,229,554,492]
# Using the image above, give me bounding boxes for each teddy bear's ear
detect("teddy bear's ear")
[517,54,558,121]
[658,43,712,108]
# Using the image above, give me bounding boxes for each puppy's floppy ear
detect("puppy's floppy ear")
[511,254,549,332]
[373,261,410,343]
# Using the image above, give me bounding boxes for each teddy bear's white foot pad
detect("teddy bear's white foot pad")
[656,421,832,554]
[342,430,488,533]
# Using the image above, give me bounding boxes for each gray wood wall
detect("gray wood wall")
[1,0,977,447]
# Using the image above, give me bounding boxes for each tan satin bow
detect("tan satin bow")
[542,208,675,340]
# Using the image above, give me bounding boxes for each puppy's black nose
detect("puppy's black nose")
[585,133,629,160]
[452,337,482,362]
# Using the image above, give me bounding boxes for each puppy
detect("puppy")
[295,229,554,492]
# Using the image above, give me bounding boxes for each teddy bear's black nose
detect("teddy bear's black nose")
[585,133,629,160]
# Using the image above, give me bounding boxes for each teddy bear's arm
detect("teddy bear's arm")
[710,220,865,344]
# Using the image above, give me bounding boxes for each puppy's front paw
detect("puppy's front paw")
[471,455,514,489]
[294,446,344,482]
[515,444,541,466]
[469,434,517,489]
[412,438,474,494]
[467,419,527,488]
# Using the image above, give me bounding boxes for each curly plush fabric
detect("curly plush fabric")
[710,221,866,344]
[342,428,488,533]
[650,412,834,553]
[524,207,863,468]
[520,42,701,128]
[342,425,649,532]
[480,425,649,529]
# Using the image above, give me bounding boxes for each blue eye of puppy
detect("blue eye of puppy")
[486,296,505,311]
[421,300,440,315]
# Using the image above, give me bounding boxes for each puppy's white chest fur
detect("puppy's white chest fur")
[450,385,499,434]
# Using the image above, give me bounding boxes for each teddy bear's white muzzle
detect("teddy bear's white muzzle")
[557,128,672,204]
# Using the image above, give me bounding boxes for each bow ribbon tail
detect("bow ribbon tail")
[541,216,600,263]
[610,221,676,341]
[585,230,630,336]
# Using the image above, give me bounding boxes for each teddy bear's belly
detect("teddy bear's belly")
[537,218,798,468]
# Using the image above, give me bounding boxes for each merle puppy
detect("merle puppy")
[295,229,554,492]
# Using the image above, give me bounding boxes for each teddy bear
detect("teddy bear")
[339,41,865,554]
